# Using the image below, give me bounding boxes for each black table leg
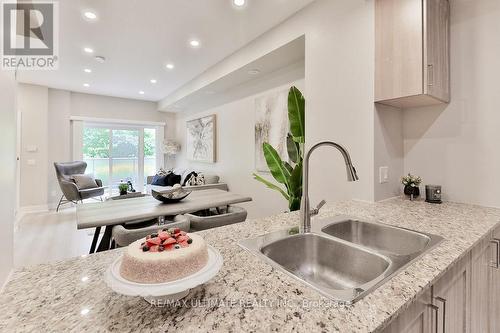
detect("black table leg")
[89,226,101,254]
[96,226,113,252]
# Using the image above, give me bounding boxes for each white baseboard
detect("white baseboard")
[17,204,49,214]
[15,205,49,229]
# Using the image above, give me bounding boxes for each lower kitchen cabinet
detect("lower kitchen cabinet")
[382,224,500,333]
[432,253,470,333]
[381,289,433,333]
[471,235,495,332]
[491,227,500,333]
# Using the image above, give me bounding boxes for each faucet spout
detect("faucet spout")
[300,141,359,233]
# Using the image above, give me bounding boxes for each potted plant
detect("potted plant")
[118,183,128,196]
[401,173,422,199]
[253,86,305,212]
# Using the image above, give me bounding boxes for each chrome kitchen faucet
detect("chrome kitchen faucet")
[300,141,359,233]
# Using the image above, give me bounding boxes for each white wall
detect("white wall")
[18,84,49,208]
[47,89,71,205]
[403,0,500,207]
[0,71,16,287]
[374,104,404,201]
[69,92,166,122]
[168,0,375,209]
[174,80,304,219]
[18,84,171,209]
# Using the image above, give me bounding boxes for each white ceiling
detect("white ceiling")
[17,0,315,102]
[162,36,305,113]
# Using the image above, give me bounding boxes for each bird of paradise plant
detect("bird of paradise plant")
[253,86,305,211]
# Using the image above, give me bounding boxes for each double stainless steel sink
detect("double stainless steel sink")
[239,216,443,303]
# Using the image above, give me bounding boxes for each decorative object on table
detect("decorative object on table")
[425,185,442,204]
[127,180,136,193]
[151,185,191,203]
[401,173,422,200]
[253,86,305,211]
[108,192,146,201]
[254,87,291,172]
[118,182,129,196]
[105,230,223,303]
[186,115,216,163]
[54,161,105,212]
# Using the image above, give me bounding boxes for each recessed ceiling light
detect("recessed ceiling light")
[83,83,90,87]
[166,63,174,70]
[81,276,89,282]
[80,308,90,316]
[94,56,106,63]
[83,11,97,20]
[248,69,260,75]
[139,91,145,95]
[150,79,157,84]
[84,68,92,73]
[189,39,200,48]
[233,0,246,7]
[84,47,94,54]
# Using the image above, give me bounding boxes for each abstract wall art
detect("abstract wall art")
[186,115,216,163]
[254,89,289,172]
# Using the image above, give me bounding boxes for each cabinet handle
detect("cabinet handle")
[435,297,447,333]
[428,64,434,86]
[491,239,500,269]
[428,304,439,333]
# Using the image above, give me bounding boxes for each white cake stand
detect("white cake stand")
[104,245,223,304]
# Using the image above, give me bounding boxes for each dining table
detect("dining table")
[76,189,252,253]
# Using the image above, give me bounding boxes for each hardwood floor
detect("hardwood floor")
[14,206,96,268]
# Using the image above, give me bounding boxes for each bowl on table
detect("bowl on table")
[151,188,191,203]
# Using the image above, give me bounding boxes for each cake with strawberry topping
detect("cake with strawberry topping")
[119,228,209,283]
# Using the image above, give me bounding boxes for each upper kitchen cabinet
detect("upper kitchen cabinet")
[375,0,450,108]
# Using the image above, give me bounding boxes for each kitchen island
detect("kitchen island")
[1,198,500,332]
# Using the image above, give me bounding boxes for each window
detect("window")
[83,124,158,194]
[144,128,157,182]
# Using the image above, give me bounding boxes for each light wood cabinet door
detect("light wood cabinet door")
[375,0,450,108]
[470,235,494,333]
[425,0,450,102]
[375,0,423,102]
[381,289,433,333]
[491,227,500,333]
[432,254,470,333]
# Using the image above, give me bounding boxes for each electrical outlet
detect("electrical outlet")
[379,166,389,184]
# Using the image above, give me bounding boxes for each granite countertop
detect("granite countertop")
[2,198,500,332]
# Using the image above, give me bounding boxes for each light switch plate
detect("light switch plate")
[379,166,389,184]
[26,145,38,152]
